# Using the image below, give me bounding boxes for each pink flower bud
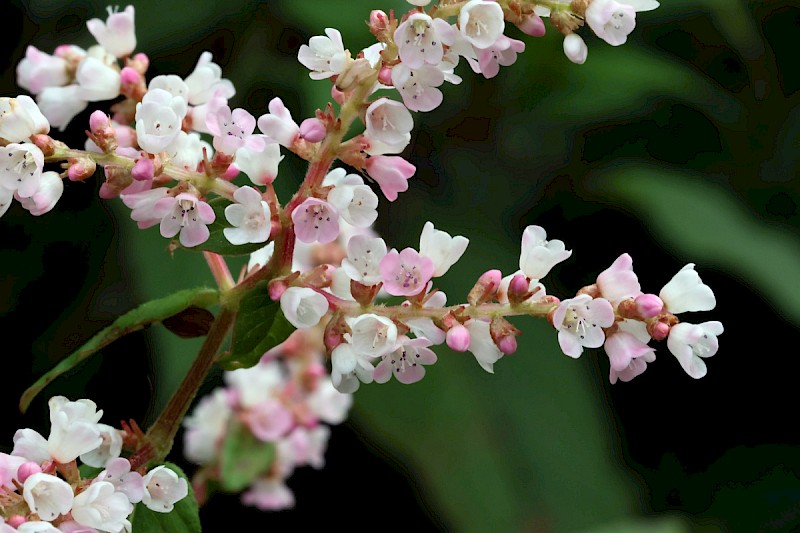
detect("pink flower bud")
[635,293,664,318]
[16,461,42,483]
[222,164,240,180]
[468,269,502,306]
[507,274,531,304]
[131,53,150,74]
[120,66,140,86]
[365,156,415,201]
[67,158,96,182]
[131,157,154,181]
[299,118,326,143]
[89,110,111,133]
[378,67,393,86]
[331,85,345,105]
[446,324,471,352]
[496,335,517,354]
[369,10,389,34]
[649,321,670,341]
[268,279,288,301]
[517,14,546,37]
[7,516,25,528]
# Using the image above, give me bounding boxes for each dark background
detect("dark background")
[2,1,799,531]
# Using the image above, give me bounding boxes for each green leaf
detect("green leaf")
[185,197,268,256]
[594,167,800,325]
[217,283,295,370]
[78,464,103,480]
[219,419,276,492]
[131,463,201,533]
[20,287,219,413]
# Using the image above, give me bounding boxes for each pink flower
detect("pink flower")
[243,400,293,442]
[291,198,340,244]
[604,330,654,372]
[153,192,216,247]
[365,156,415,201]
[374,336,438,384]
[206,105,262,155]
[610,352,655,384]
[596,253,641,305]
[552,295,615,358]
[379,248,434,297]
[467,35,525,79]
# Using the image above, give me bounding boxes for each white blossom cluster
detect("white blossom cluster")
[0,397,188,531]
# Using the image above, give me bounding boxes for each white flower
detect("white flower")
[165,131,212,171]
[257,97,299,147]
[11,429,49,464]
[121,186,170,229]
[659,264,716,314]
[419,221,469,277]
[17,46,69,94]
[330,343,375,393]
[86,5,136,58]
[325,170,379,228]
[280,287,329,329]
[667,321,723,379]
[341,234,388,285]
[465,319,503,373]
[224,362,283,408]
[563,33,588,64]
[17,520,60,532]
[0,142,45,198]
[71,481,133,532]
[365,98,414,147]
[234,139,283,185]
[586,0,659,46]
[459,0,505,49]
[224,185,271,245]
[47,396,103,464]
[23,472,74,521]
[184,51,235,106]
[142,466,188,513]
[153,193,216,248]
[519,225,572,280]
[0,188,11,218]
[297,28,348,80]
[552,295,616,358]
[392,63,445,113]
[135,88,187,154]
[148,74,190,101]
[75,57,121,102]
[395,13,455,69]
[16,171,63,216]
[0,95,50,142]
[247,241,274,273]
[346,313,397,357]
[36,85,87,131]
[79,424,122,468]
[307,378,353,424]
[183,389,232,465]
[404,290,447,345]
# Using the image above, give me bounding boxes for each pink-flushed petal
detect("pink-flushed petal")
[197,200,215,224]
[587,298,616,327]
[395,364,425,384]
[558,330,583,358]
[180,222,210,247]
[159,209,181,238]
[373,360,392,384]
[231,108,256,134]
[596,253,642,303]
[604,331,651,371]
[151,196,176,218]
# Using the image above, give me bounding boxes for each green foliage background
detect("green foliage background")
[2,1,799,531]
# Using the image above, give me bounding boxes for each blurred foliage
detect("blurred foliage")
[3,0,799,531]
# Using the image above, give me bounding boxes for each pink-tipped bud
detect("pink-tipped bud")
[89,110,111,133]
[6,516,25,528]
[131,157,154,181]
[299,118,326,143]
[120,66,140,87]
[508,274,532,305]
[219,164,239,181]
[517,14,546,37]
[30,134,56,157]
[496,335,518,355]
[323,313,347,352]
[649,321,670,341]
[369,10,389,35]
[490,317,521,354]
[446,324,471,352]
[268,279,288,301]
[16,462,42,484]
[468,269,502,306]
[88,111,117,152]
[68,158,97,182]
[331,85,345,105]
[635,293,664,319]
[378,67,393,86]
[130,53,150,74]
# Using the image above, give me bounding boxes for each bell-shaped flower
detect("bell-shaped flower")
[586,0,658,47]
[280,287,329,329]
[141,466,188,513]
[604,330,654,372]
[183,389,231,465]
[207,106,261,155]
[79,424,122,468]
[257,97,299,147]
[392,63,445,113]
[234,139,283,185]
[374,336,438,384]
[86,6,136,58]
[14,170,64,216]
[659,263,716,314]
[135,88,187,154]
[291,198,340,244]
[95,457,145,503]
[279,426,330,469]
[330,343,375,393]
[404,290,447,345]
[242,479,294,511]
[148,74,190,101]
[519,225,572,280]
[297,28,348,80]
[465,319,503,373]
[365,155,415,201]
[596,253,642,305]
[223,185,271,245]
[36,85,87,132]
[47,396,104,464]
[395,13,455,69]
[307,378,353,425]
[225,363,283,408]
[467,35,525,79]
[75,57,120,102]
[243,400,294,442]
[341,234,388,285]
[0,143,44,198]
[17,46,69,94]
[121,186,169,229]
[365,98,413,147]
[326,171,379,228]
[563,33,588,64]
[667,321,723,379]
[23,472,74,521]
[164,131,211,171]
[379,247,435,297]
[610,351,655,384]
[459,0,505,49]
[0,95,50,142]
[552,295,615,358]
[184,51,235,106]
[11,429,50,465]
[419,221,469,277]
[0,453,26,489]
[153,192,216,247]
[71,481,133,533]
[346,313,398,358]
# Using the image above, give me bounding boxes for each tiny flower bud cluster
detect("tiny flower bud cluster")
[0,396,187,531]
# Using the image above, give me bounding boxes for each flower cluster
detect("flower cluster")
[183,330,352,511]
[0,397,187,531]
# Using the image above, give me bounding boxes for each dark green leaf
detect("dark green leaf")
[217,283,295,370]
[219,419,276,492]
[131,463,201,533]
[78,464,103,480]
[20,288,219,413]
[185,197,268,256]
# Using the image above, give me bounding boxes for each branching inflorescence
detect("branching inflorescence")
[0,0,724,528]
